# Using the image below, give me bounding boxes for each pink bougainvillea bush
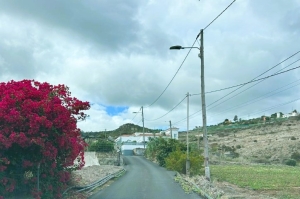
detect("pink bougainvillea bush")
[0,80,90,198]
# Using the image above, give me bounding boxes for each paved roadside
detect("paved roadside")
[89,156,202,199]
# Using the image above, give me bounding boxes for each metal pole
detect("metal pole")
[169,120,172,139]
[142,106,145,148]
[200,29,210,180]
[37,163,40,192]
[186,92,190,175]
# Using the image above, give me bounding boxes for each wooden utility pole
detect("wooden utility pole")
[200,29,210,181]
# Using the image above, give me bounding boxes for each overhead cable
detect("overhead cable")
[205,58,300,113]
[206,65,300,94]
[204,0,236,30]
[173,65,300,126]
[146,95,187,121]
[145,38,198,108]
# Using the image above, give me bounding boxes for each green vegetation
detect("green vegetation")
[82,123,161,138]
[165,149,203,176]
[88,140,114,152]
[145,137,204,175]
[145,137,185,166]
[291,152,300,162]
[211,165,300,198]
[285,159,297,166]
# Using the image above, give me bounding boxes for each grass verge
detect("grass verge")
[211,164,300,198]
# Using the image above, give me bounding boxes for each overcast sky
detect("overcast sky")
[1,0,300,132]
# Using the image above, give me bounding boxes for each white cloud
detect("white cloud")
[1,0,300,132]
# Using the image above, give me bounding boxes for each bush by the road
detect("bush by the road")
[145,137,204,175]
[145,137,185,167]
[165,149,204,176]
[89,140,114,152]
[0,80,90,199]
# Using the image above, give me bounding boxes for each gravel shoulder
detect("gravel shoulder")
[65,165,124,199]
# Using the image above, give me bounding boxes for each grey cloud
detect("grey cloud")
[0,0,142,52]
[0,44,36,78]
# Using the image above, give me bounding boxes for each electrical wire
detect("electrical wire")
[204,0,236,30]
[146,95,187,121]
[250,97,300,116]
[142,0,237,108]
[189,64,300,95]
[145,38,198,108]
[204,58,300,112]
[172,65,300,126]
[210,79,300,118]
[131,112,138,121]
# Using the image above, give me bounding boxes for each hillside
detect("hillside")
[82,123,162,139]
[181,117,300,165]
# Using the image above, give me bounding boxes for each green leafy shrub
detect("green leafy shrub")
[285,159,297,166]
[165,149,204,176]
[145,137,185,166]
[89,140,114,152]
[291,152,300,161]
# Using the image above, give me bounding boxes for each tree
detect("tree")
[223,119,230,125]
[89,140,114,152]
[0,80,90,198]
[233,115,238,122]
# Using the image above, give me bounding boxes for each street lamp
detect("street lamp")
[133,106,145,149]
[170,29,210,180]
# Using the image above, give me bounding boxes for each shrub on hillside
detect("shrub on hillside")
[285,159,297,166]
[165,149,204,176]
[89,140,114,152]
[291,152,300,161]
[0,80,90,198]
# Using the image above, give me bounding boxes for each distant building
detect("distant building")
[159,127,179,140]
[115,132,154,156]
[115,128,180,156]
[283,111,298,118]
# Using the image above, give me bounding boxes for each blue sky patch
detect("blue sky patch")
[106,106,128,116]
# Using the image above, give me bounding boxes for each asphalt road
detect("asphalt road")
[89,156,202,199]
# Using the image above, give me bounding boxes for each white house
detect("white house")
[160,127,179,140]
[282,111,298,118]
[115,133,155,156]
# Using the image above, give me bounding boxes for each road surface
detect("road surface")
[89,156,202,199]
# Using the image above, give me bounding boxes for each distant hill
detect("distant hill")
[82,123,162,139]
[180,116,300,165]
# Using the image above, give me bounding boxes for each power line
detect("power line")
[173,69,300,126]
[204,58,300,112]
[250,97,300,116]
[131,112,138,121]
[209,79,300,119]
[146,95,187,121]
[204,0,236,30]
[145,38,198,108]
[206,65,300,94]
